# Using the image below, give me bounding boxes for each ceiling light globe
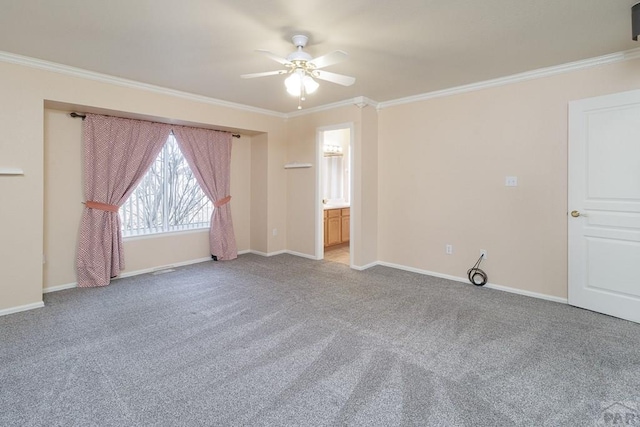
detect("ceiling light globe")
[285,72,302,96]
[303,75,319,94]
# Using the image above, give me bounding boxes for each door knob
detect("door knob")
[570,210,587,217]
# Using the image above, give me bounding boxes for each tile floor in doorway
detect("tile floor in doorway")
[324,243,350,265]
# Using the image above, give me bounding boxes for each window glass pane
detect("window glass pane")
[165,135,211,231]
[120,134,213,237]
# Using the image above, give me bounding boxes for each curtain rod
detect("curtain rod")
[70,112,241,138]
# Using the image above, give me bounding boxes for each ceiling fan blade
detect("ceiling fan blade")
[313,70,356,86]
[308,50,348,69]
[241,70,288,79]
[256,49,292,65]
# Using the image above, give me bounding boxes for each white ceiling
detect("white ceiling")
[1,0,638,113]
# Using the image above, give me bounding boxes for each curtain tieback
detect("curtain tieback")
[214,196,231,208]
[85,201,119,212]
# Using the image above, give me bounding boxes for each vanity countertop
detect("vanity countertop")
[323,203,350,210]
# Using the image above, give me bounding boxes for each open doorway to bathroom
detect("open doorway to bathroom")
[316,124,353,266]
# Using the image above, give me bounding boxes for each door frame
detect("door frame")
[315,123,355,266]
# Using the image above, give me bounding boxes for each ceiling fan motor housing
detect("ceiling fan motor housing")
[287,35,312,63]
[287,51,312,63]
[291,35,308,48]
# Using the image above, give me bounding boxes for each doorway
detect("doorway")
[316,124,354,266]
[568,89,640,324]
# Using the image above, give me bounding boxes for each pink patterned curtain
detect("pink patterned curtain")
[76,114,172,287]
[173,126,237,260]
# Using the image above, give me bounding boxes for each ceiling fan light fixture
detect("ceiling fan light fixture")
[285,70,319,96]
[285,71,303,96]
[303,75,319,94]
[243,32,354,109]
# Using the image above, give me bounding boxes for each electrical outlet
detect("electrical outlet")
[480,249,487,259]
[446,244,453,255]
[272,228,278,236]
[505,176,518,187]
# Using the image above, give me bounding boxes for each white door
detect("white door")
[568,89,640,324]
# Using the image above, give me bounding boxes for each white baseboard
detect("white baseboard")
[41,252,568,306]
[44,252,284,295]
[249,252,567,304]
[247,249,287,257]
[115,257,212,280]
[42,256,214,293]
[375,261,568,304]
[269,250,287,257]
[0,301,45,317]
[351,261,379,271]
[482,283,568,304]
[248,250,268,257]
[43,282,78,293]
[285,250,319,260]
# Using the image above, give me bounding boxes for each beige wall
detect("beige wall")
[43,109,253,289]
[0,69,44,310]
[43,109,83,288]
[355,105,379,266]
[250,133,269,253]
[230,135,252,252]
[0,60,286,312]
[378,58,640,299]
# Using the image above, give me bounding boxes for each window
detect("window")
[120,133,213,237]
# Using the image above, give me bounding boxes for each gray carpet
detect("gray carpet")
[1,254,639,426]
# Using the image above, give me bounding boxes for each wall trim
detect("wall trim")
[287,96,379,118]
[482,282,568,305]
[273,251,567,304]
[247,249,308,258]
[375,261,568,304]
[378,47,640,109]
[0,301,45,317]
[42,256,214,293]
[351,261,379,271]
[286,250,320,260]
[40,251,567,307]
[247,249,287,257]
[43,282,77,294]
[4,47,640,118]
[247,249,322,260]
[115,257,214,279]
[0,50,286,119]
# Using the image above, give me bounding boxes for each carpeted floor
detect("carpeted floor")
[1,254,639,426]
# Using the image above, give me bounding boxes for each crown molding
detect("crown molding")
[285,96,379,118]
[353,96,379,109]
[378,47,640,109]
[623,47,640,61]
[4,46,640,119]
[0,50,287,119]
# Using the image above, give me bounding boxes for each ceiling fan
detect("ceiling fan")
[241,35,356,109]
